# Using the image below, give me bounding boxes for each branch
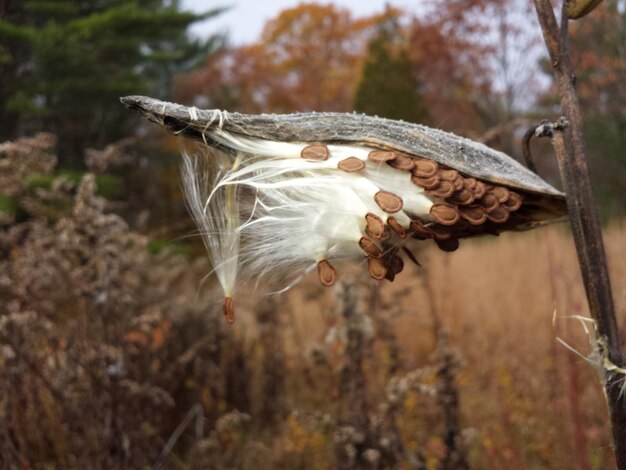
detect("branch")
[532,1,626,467]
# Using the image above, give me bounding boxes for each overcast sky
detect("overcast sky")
[183,0,421,44]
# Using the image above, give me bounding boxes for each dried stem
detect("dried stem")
[532,1,626,467]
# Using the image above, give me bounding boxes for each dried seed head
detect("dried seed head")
[368,257,387,280]
[223,297,235,324]
[338,156,365,172]
[413,159,439,177]
[317,259,337,287]
[387,216,407,239]
[359,237,383,258]
[387,154,414,171]
[430,203,461,226]
[427,180,455,199]
[301,144,330,161]
[365,212,386,240]
[374,190,403,213]
[412,173,440,190]
[435,238,460,252]
[368,150,397,163]
[459,205,488,225]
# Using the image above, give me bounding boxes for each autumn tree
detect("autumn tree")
[176,3,397,114]
[354,13,427,123]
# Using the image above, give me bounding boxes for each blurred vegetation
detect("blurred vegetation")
[1,0,626,468]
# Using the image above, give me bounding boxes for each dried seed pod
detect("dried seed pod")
[368,150,397,163]
[359,237,383,258]
[387,216,407,239]
[447,188,475,205]
[374,190,403,213]
[502,192,523,211]
[301,144,329,161]
[317,259,337,286]
[387,154,414,171]
[410,219,434,239]
[435,238,460,252]
[223,297,235,324]
[430,203,461,226]
[459,205,488,225]
[487,206,510,223]
[365,212,386,240]
[490,186,510,203]
[478,193,499,212]
[439,168,459,181]
[413,159,439,177]
[412,173,440,190]
[427,180,455,199]
[428,224,452,240]
[338,156,365,172]
[368,257,387,280]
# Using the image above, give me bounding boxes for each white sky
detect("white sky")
[184,0,421,44]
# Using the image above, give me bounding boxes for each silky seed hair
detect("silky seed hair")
[181,127,554,321]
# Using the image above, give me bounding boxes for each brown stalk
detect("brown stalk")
[532,1,626,466]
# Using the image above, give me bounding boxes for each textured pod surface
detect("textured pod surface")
[121,95,564,196]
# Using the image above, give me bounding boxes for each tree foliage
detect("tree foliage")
[0,0,225,166]
[354,14,427,123]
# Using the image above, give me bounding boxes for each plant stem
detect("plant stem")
[532,1,626,467]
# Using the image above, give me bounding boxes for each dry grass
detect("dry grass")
[1,134,624,469]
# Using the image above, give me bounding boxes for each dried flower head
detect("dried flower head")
[121,96,567,322]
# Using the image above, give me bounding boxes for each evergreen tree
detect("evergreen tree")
[354,17,427,124]
[0,0,226,166]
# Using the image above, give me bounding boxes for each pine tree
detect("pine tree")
[0,0,225,166]
[354,17,427,124]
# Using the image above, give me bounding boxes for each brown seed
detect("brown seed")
[301,144,329,161]
[365,212,386,240]
[479,193,499,212]
[368,150,397,163]
[368,257,387,280]
[387,216,407,239]
[453,177,465,191]
[439,168,459,181]
[435,238,460,252]
[338,156,365,172]
[317,259,336,287]
[402,247,421,266]
[223,296,235,324]
[430,203,461,226]
[387,254,404,275]
[459,205,488,225]
[490,186,510,203]
[464,177,477,190]
[374,190,403,213]
[387,155,414,171]
[413,159,439,177]
[427,180,455,199]
[359,237,383,258]
[428,224,452,240]
[502,192,523,211]
[472,180,487,199]
[410,219,434,239]
[412,173,440,190]
[487,206,510,223]
[447,188,475,205]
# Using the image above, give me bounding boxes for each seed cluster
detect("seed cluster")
[299,144,528,288]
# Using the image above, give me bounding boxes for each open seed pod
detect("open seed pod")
[121,95,566,321]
